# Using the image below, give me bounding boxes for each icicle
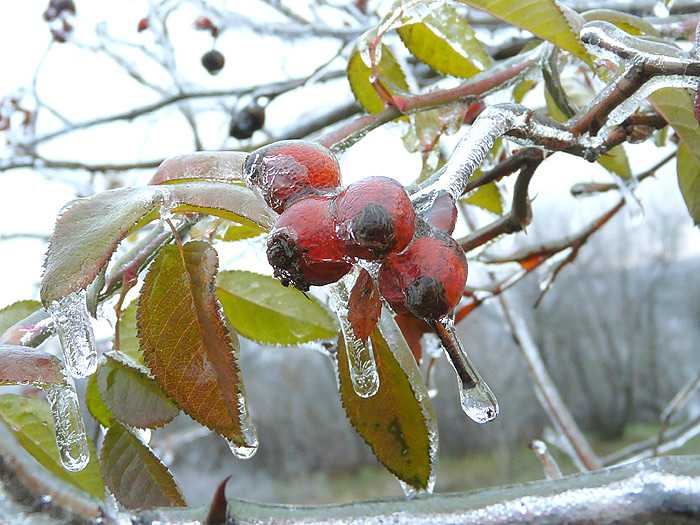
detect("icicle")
[44,378,90,472]
[226,391,259,459]
[436,318,498,423]
[328,272,380,398]
[47,289,97,379]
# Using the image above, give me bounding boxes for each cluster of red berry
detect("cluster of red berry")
[244,140,467,322]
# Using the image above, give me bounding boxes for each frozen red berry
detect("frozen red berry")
[137,18,150,32]
[244,140,342,214]
[194,15,219,37]
[421,190,458,234]
[229,103,265,140]
[378,229,467,320]
[331,176,415,260]
[267,195,352,291]
[201,50,225,75]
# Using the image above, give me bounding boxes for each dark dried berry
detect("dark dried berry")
[378,231,467,320]
[229,104,265,140]
[201,50,225,75]
[245,140,341,214]
[267,196,352,291]
[331,176,415,260]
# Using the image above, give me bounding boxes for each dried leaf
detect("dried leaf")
[137,241,254,449]
[101,423,186,509]
[347,268,381,342]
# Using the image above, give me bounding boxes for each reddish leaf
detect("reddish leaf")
[0,344,65,386]
[394,315,431,364]
[347,268,382,342]
[101,423,186,509]
[149,152,247,185]
[137,241,255,451]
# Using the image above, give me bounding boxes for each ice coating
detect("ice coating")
[439,319,499,424]
[47,289,97,378]
[44,379,90,471]
[328,272,380,398]
[227,390,259,459]
[377,307,437,495]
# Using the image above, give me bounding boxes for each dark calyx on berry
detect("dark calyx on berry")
[266,196,352,291]
[229,104,265,140]
[244,140,341,214]
[378,229,468,320]
[331,176,415,260]
[201,50,225,75]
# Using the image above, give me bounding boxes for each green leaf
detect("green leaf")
[0,394,104,499]
[137,242,256,450]
[101,423,186,509]
[455,0,590,63]
[0,344,65,386]
[338,319,435,490]
[461,181,504,215]
[648,88,700,224]
[216,270,338,346]
[347,40,409,113]
[676,142,700,225]
[96,353,179,429]
[596,144,631,180]
[0,300,41,337]
[397,3,490,79]
[41,182,272,306]
[149,151,247,185]
[190,216,265,243]
[86,373,115,428]
[116,300,145,365]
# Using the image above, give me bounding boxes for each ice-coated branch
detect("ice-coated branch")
[3,408,700,525]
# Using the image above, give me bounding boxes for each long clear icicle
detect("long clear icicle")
[44,377,90,471]
[226,389,259,459]
[47,289,97,379]
[328,271,380,398]
[437,318,499,423]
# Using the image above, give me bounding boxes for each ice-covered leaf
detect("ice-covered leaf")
[101,423,186,509]
[338,324,434,490]
[86,373,115,428]
[676,143,700,225]
[394,315,431,364]
[398,3,490,79]
[149,151,247,185]
[0,394,104,499]
[0,300,41,337]
[190,216,265,243]
[96,353,179,429]
[216,270,338,346]
[0,344,65,386]
[648,88,700,224]
[461,180,504,215]
[455,0,590,63]
[596,144,631,179]
[116,300,145,365]
[347,268,381,342]
[137,242,255,450]
[347,41,409,113]
[41,182,272,306]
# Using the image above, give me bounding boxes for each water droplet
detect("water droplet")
[47,290,97,379]
[44,380,90,471]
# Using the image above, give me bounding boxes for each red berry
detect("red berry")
[201,50,225,75]
[421,190,458,234]
[267,195,352,291]
[378,229,467,320]
[137,18,150,32]
[331,176,415,260]
[244,140,342,214]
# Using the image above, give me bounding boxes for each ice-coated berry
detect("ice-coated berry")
[229,104,265,140]
[331,176,415,260]
[201,50,225,75]
[421,190,458,234]
[378,230,467,320]
[244,140,342,214]
[267,195,352,291]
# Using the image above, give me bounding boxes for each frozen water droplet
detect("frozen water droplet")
[438,319,499,423]
[47,290,97,379]
[328,273,380,398]
[398,478,434,498]
[227,394,259,459]
[226,430,258,460]
[653,0,670,17]
[44,380,90,471]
